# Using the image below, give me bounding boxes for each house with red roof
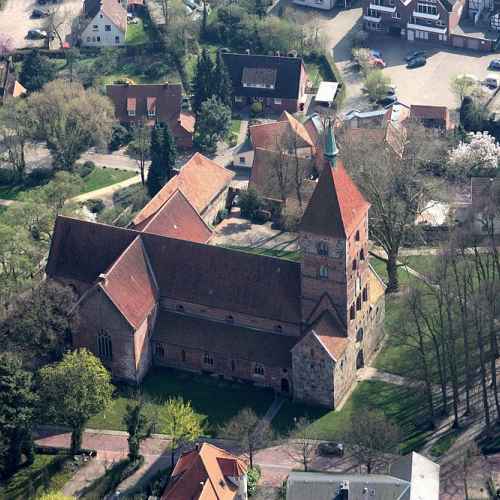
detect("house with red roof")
[46,125,385,408]
[162,442,247,500]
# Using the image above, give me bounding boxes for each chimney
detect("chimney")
[275,51,280,57]
[97,273,108,286]
[163,81,170,88]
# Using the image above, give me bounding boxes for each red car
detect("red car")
[369,57,386,69]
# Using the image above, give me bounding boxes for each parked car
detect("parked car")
[377,94,398,107]
[318,442,344,457]
[484,75,499,88]
[370,57,386,69]
[489,59,500,71]
[26,29,47,39]
[31,8,49,18]
[405,50,426,62]
[407,56,426,69]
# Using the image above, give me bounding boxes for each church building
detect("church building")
[46,124,385,409]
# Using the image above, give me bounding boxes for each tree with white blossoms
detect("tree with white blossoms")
[447,131,500,181]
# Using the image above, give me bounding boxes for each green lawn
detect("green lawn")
[299,380,434,454]
[402,255,439,276]
[81,168,136,193]
[231,118,242,137]
[221,245,302,262]
[126,19,149,45]
[306,63,323,87]
[0,453,72,500]
[88,367,275,436]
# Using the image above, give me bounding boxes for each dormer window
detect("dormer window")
[317,241,329,256]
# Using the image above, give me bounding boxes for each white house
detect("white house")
[292,0,336,11]
[81,0,127,47]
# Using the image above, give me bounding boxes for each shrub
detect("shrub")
[250,101,263,116]
[0,167,14,186]
[247,466,261,496]
[85,198,105,214]
[109,124,133,152]
[238,188,262,219]
[78,161,96,178]
[364,70,391,102]
[25,167,53,188]
[113,184,150,212]
[145,62,168,81]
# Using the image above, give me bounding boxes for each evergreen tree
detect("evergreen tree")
[19,50,56,92]
[191,48,214,115]
[162,123,177,182]
[147,127,164,198]
[0,353,36,478]
[200,0,208,40]
[213,50,233,108]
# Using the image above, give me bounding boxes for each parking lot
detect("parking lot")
[0,0,82,50]
[292,4,500,110]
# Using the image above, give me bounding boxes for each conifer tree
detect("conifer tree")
[19,50,55,92]
[191,48,214,115]
[214,50,232,108]
[147,127,164,197]
[162,123,177,182]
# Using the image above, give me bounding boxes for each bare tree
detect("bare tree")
[341,409,400,473]
[219,408,272,469]
[286,417,318,472]
[44,6,72,49]
[128,120,150,185]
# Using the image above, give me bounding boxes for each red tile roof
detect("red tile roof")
[162,443,246,500]
[180,112,195,134]
[141,189,213,243]
[132,153,234,226]
[300,160,370,238]
[101,237,157,328]
[409,105,451,129]
[310,312,348,361]
[101,0,127,33]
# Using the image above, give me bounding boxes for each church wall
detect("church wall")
[152,340,291,394]
[362,292,385,363]
[133,306,156,383]
[333,342,357,407]
[76,286,138,382]
[160,298,301,337]
[291,334,335,407]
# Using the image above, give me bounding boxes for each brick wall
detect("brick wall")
[153,340,291,394]
[160,298,301,337]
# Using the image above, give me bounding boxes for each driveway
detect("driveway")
[0,0,82,50]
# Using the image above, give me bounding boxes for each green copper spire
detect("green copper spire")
[324,119,338,166]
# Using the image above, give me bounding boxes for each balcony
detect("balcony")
[369,3,396,12]
[407,22,448,33]
[364,14,382,21]
[412,10,440,20]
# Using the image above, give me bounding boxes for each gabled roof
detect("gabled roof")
[47,217,302,324]
[300,159,370,238]
[222,52,305,100]
[132,153,234,226]
[249,111,315,151]
[100,0,127,33]
[162,442,246,500]
[100,236,157,328]
[141,189,213,243]
[409,104,450,128]
[310,311,348,361]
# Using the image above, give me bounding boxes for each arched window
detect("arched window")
[181,350,186,362]
[363,285,368,302]
[356,295,362,311]
[310,348,315,359]
[319,266,328,279]
[355,230,360,241]
[317,241,329,256]
[356,328,364,342]
[360,248,365,261]
[350,304,356,320]
[231,360,236,371]
[352,259,357,271]
[254,363,265,376]
[97,331,112,360]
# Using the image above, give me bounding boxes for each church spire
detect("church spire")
[324,118,338,166]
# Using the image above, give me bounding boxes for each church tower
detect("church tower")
[299,121,371,336]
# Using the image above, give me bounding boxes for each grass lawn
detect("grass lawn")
[126,19,149,45]
[306,63,323,88]
[0,453,72,500]
[88,367,275,436]
[402,255,439,276]
[231,118,242,137]
[289,380,434,454]
[221,245,302,262]
[81,168,136,194]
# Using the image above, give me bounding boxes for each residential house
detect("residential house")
[0,59,26,105]
[233,111,316,168]
[410,104,453,131]
[286,452,440,500]
[106,83,195,148]
[222,52,308,113]
[46,126,386,409]
[81,0,127,47]
[293,0,337,12]
[161,443,248,500]
[131,152,235,228]
[362,0,467,47]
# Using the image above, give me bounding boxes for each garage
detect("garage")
[452,36,465,47]
[467,38,480,50]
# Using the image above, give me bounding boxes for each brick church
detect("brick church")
[46,124,385,409]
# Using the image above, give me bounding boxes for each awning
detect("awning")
[315,81,339,104]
